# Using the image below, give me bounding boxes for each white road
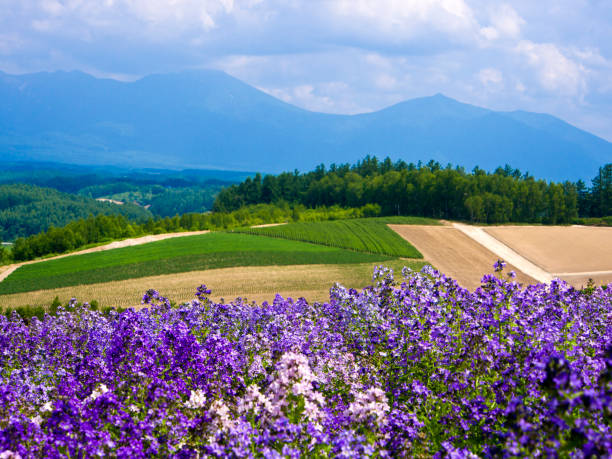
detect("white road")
[452,223,554,283]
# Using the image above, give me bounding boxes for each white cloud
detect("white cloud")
[478,68,503,86]
[259,83,341,112]
[329,0,478,43]
[516,40,586,96]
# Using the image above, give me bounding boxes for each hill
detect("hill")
[0,184,152,241]
[1,70,610,181]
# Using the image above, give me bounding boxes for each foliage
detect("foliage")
[577,164,612,218]
[78,183,224,218]
[0,184,152,241]
[234,217,426,258]
[0,233,395,294]
[6,203,389,263]
[0,265,610,457]
[573,216,612,226]
[215,157,612,224]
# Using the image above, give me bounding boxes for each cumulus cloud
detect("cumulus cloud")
[480,4,525,41]
[516,40,586,96]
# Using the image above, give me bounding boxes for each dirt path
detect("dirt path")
[251,222,288,228]
[0,230,210,283]
[389,225,536,289]
[452,223,553,283]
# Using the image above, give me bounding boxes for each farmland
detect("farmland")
[483,225,612,286]
[233,216,432,258]
[0,259,425,310]
[390,223,612,289]
[0,232,395,295]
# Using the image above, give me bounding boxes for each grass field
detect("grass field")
[0,232,395,295]
[0,259,427,310]
[233,217,433,258]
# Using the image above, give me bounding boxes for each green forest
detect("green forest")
[214,157,612,224]
[0,162,241,228]
[0,184,152,241]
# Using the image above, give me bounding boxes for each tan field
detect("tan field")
[0,260,423,310]
[483,226,612,273]
[389,224,537,289]
[390,224,612,290]
[482,225,612,287]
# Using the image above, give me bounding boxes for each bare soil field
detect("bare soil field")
[483,225,612,287]
[389,225,537,289]
[0,260,423,310]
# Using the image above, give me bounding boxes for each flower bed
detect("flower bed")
[0,265,610,457]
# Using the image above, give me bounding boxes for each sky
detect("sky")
[1,0,611,141]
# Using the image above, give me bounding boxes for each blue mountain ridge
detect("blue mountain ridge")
[0,69,610,181]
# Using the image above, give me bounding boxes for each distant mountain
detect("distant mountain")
[1,69,610,181]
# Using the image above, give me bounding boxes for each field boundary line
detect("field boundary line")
[0,230,210,284]
[452,223,554,283]
[554,270,612,276]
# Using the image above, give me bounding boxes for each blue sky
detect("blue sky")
[1,0,611,141]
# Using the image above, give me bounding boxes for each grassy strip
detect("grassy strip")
[232,217,428,258]
[0,233,393,294]
[0,260,429,311]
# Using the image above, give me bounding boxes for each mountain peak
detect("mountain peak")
[0,69,609,180]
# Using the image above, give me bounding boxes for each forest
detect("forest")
[0,184,152,241]
[0,162,241,228]
[214,157,612,224]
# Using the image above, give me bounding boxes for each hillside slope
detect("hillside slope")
[0,184,152,240]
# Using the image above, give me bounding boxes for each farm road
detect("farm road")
[390,223,612,289]
[0,230,210,284]
[389,224,537,289]
[452,223,553,283]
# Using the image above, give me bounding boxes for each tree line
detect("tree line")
[214,157,612,224]
[3,203,380,262]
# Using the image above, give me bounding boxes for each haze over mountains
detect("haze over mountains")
[1,69,610,181]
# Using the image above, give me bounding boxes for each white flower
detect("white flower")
[185,389,207,409]
[346,387,390,424]
[0,451,22,459]
[41,401,53,412]
[209,400,235,431]
[128,404,140,413]
[31,415,43,426]
[85,383,110,403]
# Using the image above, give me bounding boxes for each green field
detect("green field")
[233,217,430,258]
[0,233,395,295]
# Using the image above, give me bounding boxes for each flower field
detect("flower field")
[0,264,611,457]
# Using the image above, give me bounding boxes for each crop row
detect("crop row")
[233,217,423,258]
[0,233,393,295]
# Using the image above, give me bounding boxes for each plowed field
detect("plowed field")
[389,225,536,289]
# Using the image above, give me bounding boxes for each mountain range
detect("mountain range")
[1,69,610,181]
